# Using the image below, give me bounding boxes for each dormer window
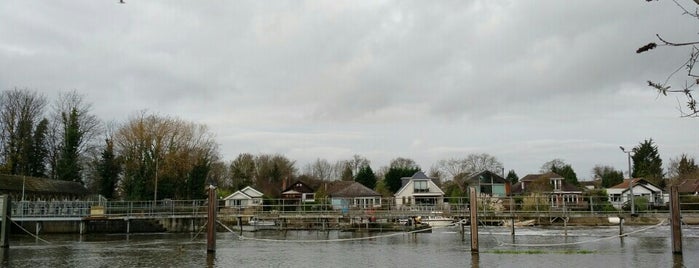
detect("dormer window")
[551,178,562,191]
[414,180,429,193]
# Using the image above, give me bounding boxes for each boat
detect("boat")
[502,219,536,227]
[418,215,455,227]
[249,217,276,227]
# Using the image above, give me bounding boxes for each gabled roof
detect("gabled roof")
[609,178,657,189]
[512,172,582,194]
[223,186,264,200]
[465,170,508,184]
[395,171,444,196]
[608,178,664,195]
[325,181,380,198]
[281,180,315,195]
[0,174,88,196]
[676,179,699,193]
[520,172,563,182]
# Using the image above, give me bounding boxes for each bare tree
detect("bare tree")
[49,91,102,181]
[114,112,219,200]
[540,158,568,173]
[389,157,419,170]
[435,153,503,181]
[638,0,699,117]
[0,88,47,175]
[435,158,471,180]
[303,158,334,181]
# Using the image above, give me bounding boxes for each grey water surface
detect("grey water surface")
[3,224,697,268]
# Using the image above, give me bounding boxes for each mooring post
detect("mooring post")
[237,216,242,235]
[619,217,624,237]
[469,187,479,254]
[35,222,41,237]
[0,195,10,248]
[670,185,682,255]
[206,183,217,253]
[509,194,515,236]
[461,220,465,241]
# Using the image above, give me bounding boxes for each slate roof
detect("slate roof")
[609,178,645,189]
[324,181,380,198]
[0,174,88,195]
[511,172,582,194]
[465,170,508,184]
[676,179,699,194]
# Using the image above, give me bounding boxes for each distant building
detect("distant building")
[281,180,315,204]
[0,174,89,201]
[394,171,445,209]
[464,170,510,197]
[223,186,264,208]
[323,180,382,210]
[607,178,666,209]
[512,172,584,208]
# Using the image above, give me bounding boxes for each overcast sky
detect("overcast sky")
[1,1,698,179]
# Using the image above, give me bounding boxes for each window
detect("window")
[551,179,562,191]
[414,180,429,193]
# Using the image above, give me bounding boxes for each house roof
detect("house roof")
[609,178,648,189]
[520,172,563,182]
[0,174,88,196]
[395,171,445,197]
[676,179,699,193]
[281,180,315,195]
[325,181,380,198]
[512,172,582,194]
[223,186,264,200]
[465,170,508,184]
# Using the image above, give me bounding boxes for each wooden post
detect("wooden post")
[469,187,478,254]
[619,217,623,237]
[461,221,465,241]
[0,195,9,248]
[509,195,515,236]
[206,184,217,253]
[670,185,682,254]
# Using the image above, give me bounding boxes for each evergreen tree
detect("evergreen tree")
[340,165,353,181]
[355,165,376,189]
[505,169,519,185]
[56,108,82,183]
[677,154,698,180]
[384,166,421,194]
[594,165,624,188]
[97,138,121,199]
[187,160,210,199]
[632,139,664,187]
[229,153,256,190]
[551,164,579,186]
[29,118,49,177]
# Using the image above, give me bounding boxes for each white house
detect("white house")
[223,186,264,208]
[394,171,445,209]
[607,178,666,209]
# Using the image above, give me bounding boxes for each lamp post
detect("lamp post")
[619,146,635,215]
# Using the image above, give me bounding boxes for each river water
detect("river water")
[3,224,697,267]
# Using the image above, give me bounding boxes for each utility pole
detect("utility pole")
[620,146,635,215]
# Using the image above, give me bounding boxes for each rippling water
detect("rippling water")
[3,224,697,267]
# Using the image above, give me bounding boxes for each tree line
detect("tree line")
[2,89,696,201]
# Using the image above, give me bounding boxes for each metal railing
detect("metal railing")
[11,200,208,219]
[8,194,699,220]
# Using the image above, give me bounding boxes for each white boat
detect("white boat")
[502,219,536,227]
[249,217,276,226]
[418,215,455,227]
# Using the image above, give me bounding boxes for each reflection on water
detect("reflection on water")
[3,225,698,267]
